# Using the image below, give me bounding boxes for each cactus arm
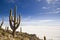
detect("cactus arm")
[0,17,4,29]
[0,21,3,28]
[9,8,15,30]
[15,15,20,29]
[9,21,14,30]
[9,20,13,30]
[0,21,3,27]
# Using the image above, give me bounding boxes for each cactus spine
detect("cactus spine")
[0,17,4,29]
[9,6,20,37]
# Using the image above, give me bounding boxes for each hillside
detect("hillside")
[0,28,40,40]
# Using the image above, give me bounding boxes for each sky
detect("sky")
[0,0,60,40]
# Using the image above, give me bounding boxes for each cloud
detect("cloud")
[48,11,60,14]
[42,7,47,9]
[56,8,60,11]
[37,0,41,2]
[21,20,55,26]
[46,0,53,3]
[47,8,60,14]
[46,0,59,4]
[21,16,59,26]
[35,0,41,2]
[7,0,15,3]
[42,7,50,9]
[42,6,60,14]
[6,0,19,3]
[22,16,32,21]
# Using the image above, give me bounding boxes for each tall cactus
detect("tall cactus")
[9,6,20,37]
[44,36,46,40]
[0,17,4,29]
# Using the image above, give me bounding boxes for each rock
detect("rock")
[23,37,29,40]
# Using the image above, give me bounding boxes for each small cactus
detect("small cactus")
[5,26,9,32]
[44,36,46,40]
[9,6,21,37]
[6,27,9,32]
[20,27,22,33]
[0,17,4,29]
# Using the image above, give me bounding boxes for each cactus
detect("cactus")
[5,26,9,32]
[0,17,4,29]
[9,6,20,37]
[44,36,46,40]
[20,27,22,33]
[6,27,9,31]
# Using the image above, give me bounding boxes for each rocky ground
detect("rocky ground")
[0,28,40,40]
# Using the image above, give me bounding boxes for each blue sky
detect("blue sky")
[0,0,60,20]
[0,0,60,40]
